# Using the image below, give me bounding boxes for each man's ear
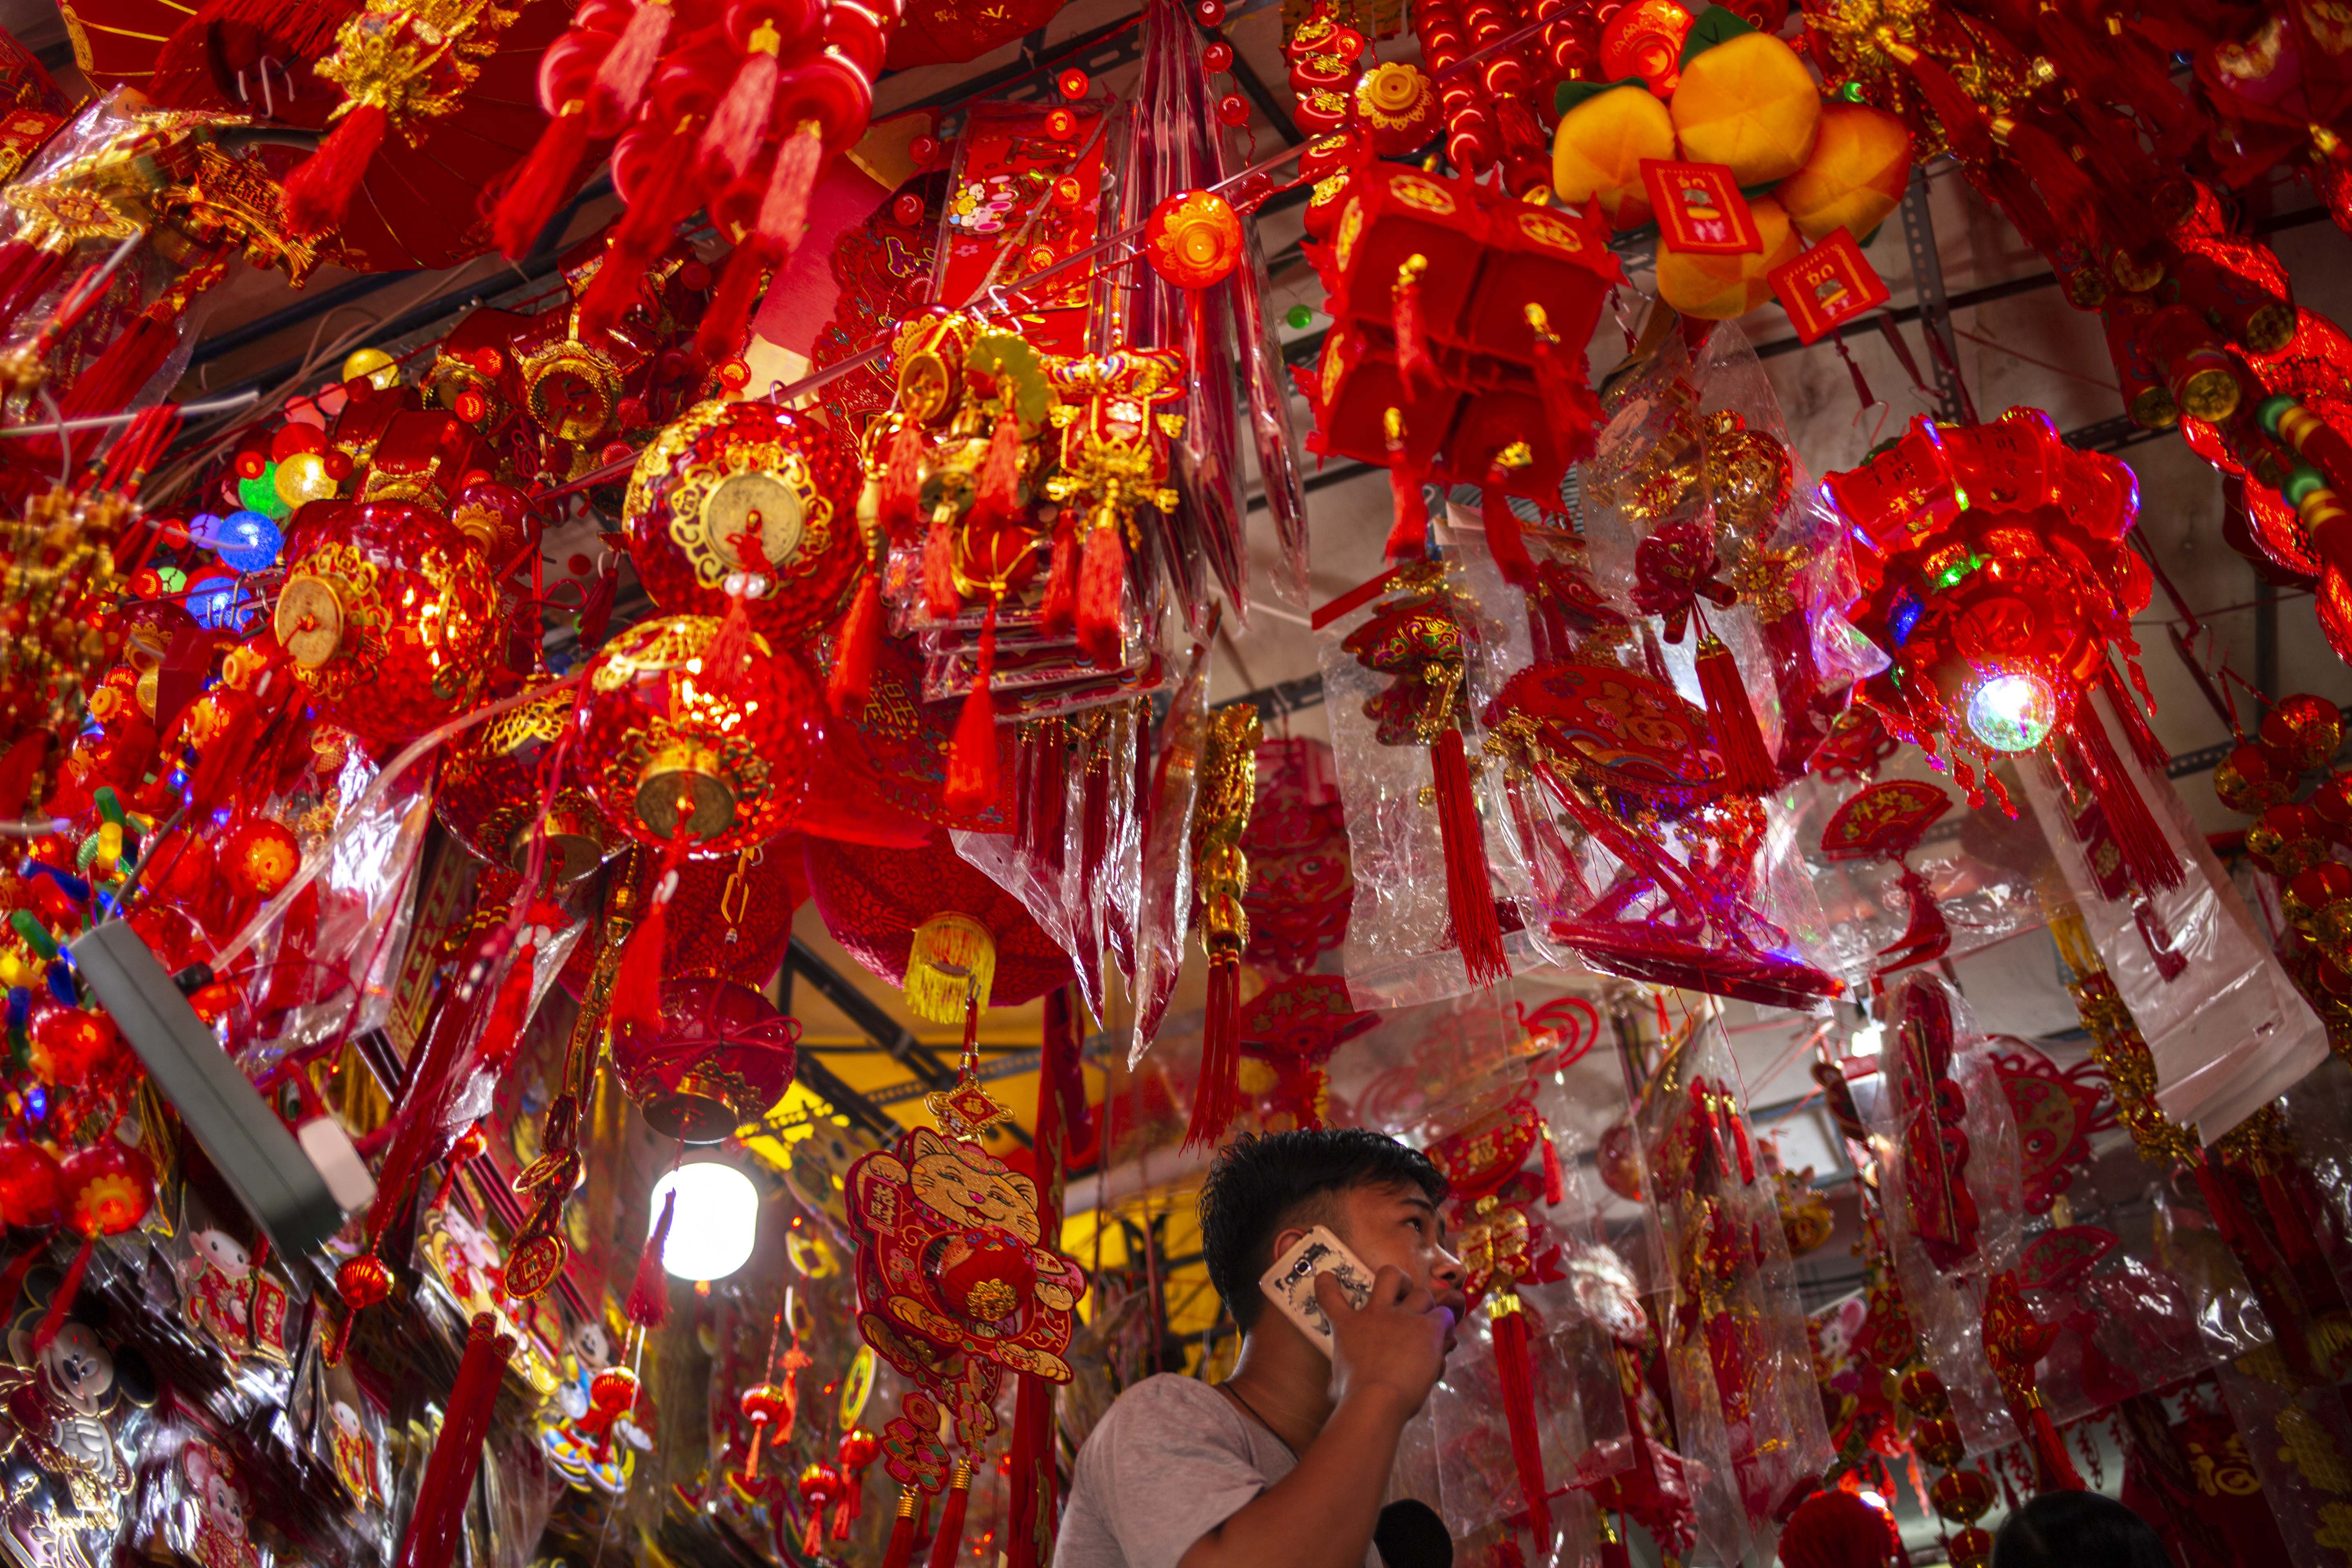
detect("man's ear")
[1267,1224,1312,1266]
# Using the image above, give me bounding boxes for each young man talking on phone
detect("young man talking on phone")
[1055,1129,1468,1568]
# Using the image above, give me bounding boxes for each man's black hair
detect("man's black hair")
[1197,1129,1447,1331]
[1992,1492,2169,1568]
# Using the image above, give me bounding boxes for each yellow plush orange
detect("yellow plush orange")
[1654,194,1802,318]
[1552,84,1679,230]
[1669,31,1821,185]
[1775,102,1913,240]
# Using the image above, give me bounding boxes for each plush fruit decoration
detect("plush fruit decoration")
[1553,83,1679,229]
[1669,24,1820,185]
[1774,102,1913,241]
[1655,195,1803,318]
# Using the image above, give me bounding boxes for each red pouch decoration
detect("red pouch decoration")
[1769,228,1891,344]
[1641,160,1763,255]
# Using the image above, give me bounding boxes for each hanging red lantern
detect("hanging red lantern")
[575,614,824,856]
[272,499,501,745]
[622,401,864,648]
[220,818,301,900]
[28,1006,121,1088]
[436,690,619,885]
[1144,191,1245,290]
[62,1140,153,1237]
[610,976,800,1143]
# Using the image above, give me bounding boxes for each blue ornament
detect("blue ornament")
[215,510,283,572]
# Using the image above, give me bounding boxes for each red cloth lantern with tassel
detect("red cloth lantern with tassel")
[1827,411,2167,855]
[610,976,799,1143]
[436,690,620,887]
[33,1140,153,1351]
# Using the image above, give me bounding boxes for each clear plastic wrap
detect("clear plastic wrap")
[1130,633,1214,1056]
[1224,152,1310,611]
[1630,1011,1832,1559]
[2017,686,2329,1140]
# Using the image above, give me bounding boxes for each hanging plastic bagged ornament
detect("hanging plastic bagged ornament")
[1817,780,1953,978]
[1184,705,1260,1150]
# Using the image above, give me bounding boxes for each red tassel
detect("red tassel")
[1076,518,1125,667]
[826,564,882,717]
[927,1462,971,1568]
[700,47,780,188]
[880,1493,918,1568]
[1392,257,1437,396]
[396,1315,513,1568]
[1530,331,1599,461]
[944,601,1000,815]
[1433,728,1509,987]
[2024,1399,2086,1492]
[589,0,673,138]
[2066,706,2185,894]
[1385,411,1426,562]
[878,422,924,542]
[474,942,537,1069]
[2256,1166,2319,1269]
[757,121,826,256]
[0,243,63,339]
[1039,511,1078,636]
[492,102,592,260]
[702,521,770,698]
[695,243,773,368]
[608,845,681,1044]
[1696,635,1776,792]
[31,1237,93,1355]
[1998,119,2100,239]
[1184,953,1242,1150]
[2100,664,2168,773]
[1728,1106,1755,1184]
[1876,864,1951,976]
[1539,1117,1563,1207]
[1482,466,1536,587]
[967,405,1023,536]
[802,1512,825,1557]
[1490,1301,1552,1551]
[281,104,388,238]
[1897,47,1990,162]
[628,1187,676,1325]
[922,499,961,620]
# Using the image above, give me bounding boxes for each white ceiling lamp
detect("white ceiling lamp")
[648,1162,760,1281]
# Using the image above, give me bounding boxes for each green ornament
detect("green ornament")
[1838,79,1865,101]
[1286,305,1313,330]
[238,470,290,521]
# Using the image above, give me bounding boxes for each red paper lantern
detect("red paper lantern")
[575,615,824,856]
[1145,191,1245,290]
[272,499,501,744]
[623,401,863,648]
[0,1140,60,1227]
[611,976,799,1143]
[221,818,300,900]
[436,689,618,885]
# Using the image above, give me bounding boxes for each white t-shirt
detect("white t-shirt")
[1053,1375,1382,1568]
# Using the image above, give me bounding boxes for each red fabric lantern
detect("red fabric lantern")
[803,831,1071,1025]
[611,976,799,1143]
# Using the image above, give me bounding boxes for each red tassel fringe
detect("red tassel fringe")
[1393,264,1436,396]
[1184,953,1242,1150]
[700,49,779,188]
[31,1236,93,1355]
[2067,706,2185,893]
[921,500,960,619]
[879,422,924,542]
[1482,468,1535,587]
[2025,1399,2087,1492]
[1075,521,1125,666]
[1900,49,1990,162]
[826,566,882,716]
[589,0,672,138]
[1039,512,1078,635]
[944,600,1000,815]
[1696,635,1776,792]
[927,1468,971,1568]
[492,105,592,260]
[968,407,1023,536]
[396,1315,512,1568]
[758,122,825,256]
[1386,458,1427,563]
[880,1498,917,1568]
[474,942,537,1070]
[608,844,681,1043]
[282,105,388,239]
[628,1187,676,1325]
[1490,1305,1553,1551]
[1433,728,1509,987]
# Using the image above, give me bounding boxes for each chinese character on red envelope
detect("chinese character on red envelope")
[1770,229,1892,344]
[1639,160,1761,255]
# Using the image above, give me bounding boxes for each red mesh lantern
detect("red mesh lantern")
[576,615,823,856]
[28,1006,120,1088]
[221,819,300,900]
[803,831,1070,1025]
[623,401,864,647]
[611,976,799,1144]
[1145,191,1244,290]
[0,1140,60,1228]
[272,500,501,745]
[437,688,618,885]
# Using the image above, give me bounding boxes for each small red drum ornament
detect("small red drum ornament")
[272,500,501,745]
[576,615,823,855]
[623,401,863,647]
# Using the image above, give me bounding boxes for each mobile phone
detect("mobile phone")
[1258,1225,1376,1354]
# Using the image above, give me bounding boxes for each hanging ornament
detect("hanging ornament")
[610,976,799,1143]
[1817,780,1953,977]
[437,690,619,886]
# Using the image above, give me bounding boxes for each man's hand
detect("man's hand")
[1317,1265,1452,1417]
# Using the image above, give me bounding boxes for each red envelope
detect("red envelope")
[1771,229,1893,345]
[1639,160,1762,255]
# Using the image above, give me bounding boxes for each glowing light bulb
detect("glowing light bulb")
[1965,670,2056,753]
[649,1163,759,1280]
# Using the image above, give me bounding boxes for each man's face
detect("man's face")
[1325,1182,1469,1350]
